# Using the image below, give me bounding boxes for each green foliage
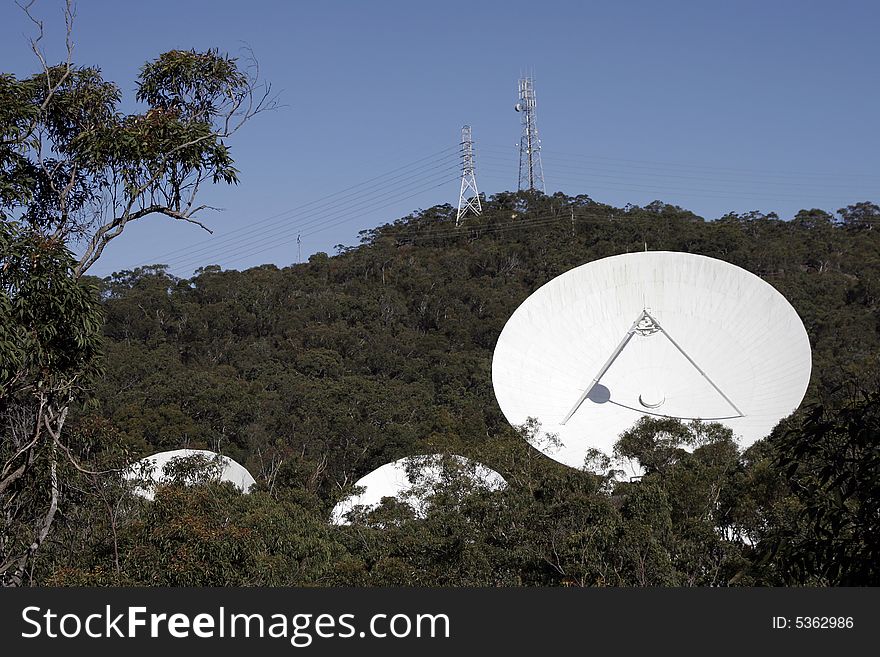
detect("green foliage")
[7,186,878,587]
[837,202,880,231]
[0,221,102,390]
[1,41,268,275]
[138,49,248,124]
[45,485,339,586]
[0,219,105,585]
[45,191,876,586]
[754,389,880,584]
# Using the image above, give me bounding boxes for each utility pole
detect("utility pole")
[515,74,545,193]
[456,124,482,226]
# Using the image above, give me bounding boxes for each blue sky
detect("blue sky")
[2,0,877,278]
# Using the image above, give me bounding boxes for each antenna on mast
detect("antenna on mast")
[456,124,482,226]
[515,73,545,193]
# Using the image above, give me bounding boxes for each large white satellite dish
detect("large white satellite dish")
[330,454,507,525]
[125,449,256,500]
[492,251,812,470]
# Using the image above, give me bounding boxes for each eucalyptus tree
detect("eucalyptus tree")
[0,0,272,585]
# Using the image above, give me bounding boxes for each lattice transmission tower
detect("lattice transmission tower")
[515,75,545,193]
[456,124,482,226]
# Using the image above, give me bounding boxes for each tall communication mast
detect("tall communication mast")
[456,124,482,226]
[515,75,545,193]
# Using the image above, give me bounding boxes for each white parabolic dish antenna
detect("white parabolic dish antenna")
[491,251,812,470]
[125,449,256,500]
[330,455,507,526]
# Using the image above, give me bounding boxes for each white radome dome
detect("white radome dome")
[330,454,507,525]
[125,448,256,500]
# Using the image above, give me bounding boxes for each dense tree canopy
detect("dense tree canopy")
[22,190,878,586]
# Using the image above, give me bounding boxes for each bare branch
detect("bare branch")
[2,442,59,586]
[75,203,215,275]
[43,407,122,478]
[0,393,45,482]
[14,0,75,142]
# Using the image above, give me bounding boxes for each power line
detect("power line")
[482,143,878,180]
[131,146,460,268]
[146,157,462,271]
[165,169,461,273]
[159,163,461,270]
[479,154,877,191]
[522,172,872,203]
[130,138,876,276]
[174,172,458,269]
[139,151,460,269]
[474,160,874,203]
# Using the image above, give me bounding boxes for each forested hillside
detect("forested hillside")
[36,192,880,585]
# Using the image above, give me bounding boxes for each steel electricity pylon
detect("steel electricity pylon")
[456,124,482,225]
